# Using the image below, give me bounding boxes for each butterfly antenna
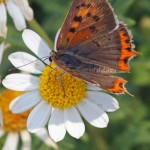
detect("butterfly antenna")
[9,56,50,72]
[9,59,39,72]
[40,56,50,66]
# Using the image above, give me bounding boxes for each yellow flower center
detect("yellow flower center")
[0,90,30,133]
[0,0,5,3]
[39,63,87,109]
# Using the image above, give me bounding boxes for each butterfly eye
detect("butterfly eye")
[49,57,52,62]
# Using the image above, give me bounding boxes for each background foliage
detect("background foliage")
[0,0,150,150]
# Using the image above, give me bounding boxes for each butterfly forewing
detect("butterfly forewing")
[56,0,118,50]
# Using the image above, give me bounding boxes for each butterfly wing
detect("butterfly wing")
[56,0,118,50]
[53,0,139,94]
[76,72,127,94]
[63,24,139,72]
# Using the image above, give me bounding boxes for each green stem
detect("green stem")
[86,124,108,150]
[28,19,53,48]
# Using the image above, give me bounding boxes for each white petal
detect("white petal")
[2,74,39,91]
[34,128,58,149]
[0,43,6,65]
[86,83,101,91]
[10,91,41,114]
[54,28,61,52]
[27,101,51,133]
[6,0,26,30]
[9,52,45,74]
[22,29,51,64]
[64,107,85,139]
[87,91,119,112]
[77,99,109,128]
[14,0,33,21]
[0,129,4,138]
[48,109,66,142]
[0,3,7,38]
[0,109,3,128]
[3,133,19,150]
[20,130,31,150]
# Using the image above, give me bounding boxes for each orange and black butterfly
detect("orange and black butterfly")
[51,0,140,94]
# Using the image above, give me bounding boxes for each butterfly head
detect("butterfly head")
[49,56,52,63]
[49,51,55,63]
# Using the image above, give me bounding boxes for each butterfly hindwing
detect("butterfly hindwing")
[76,71,127,94]
[63,24,139,72]
[52,53,127,94]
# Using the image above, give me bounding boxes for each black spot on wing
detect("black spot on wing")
[87,4,91,8]
[93,15,100,22]
[123,57,129,64]
[81,3,86,7]
[69,27,76,33]
[125,39,130,43]
[73,16,83,22]
[89,25,97,32]
[119,82,123,88]
[87,12,91,17]
[123,32,128,36]
[76,3,91,9]
[126,47,131,51]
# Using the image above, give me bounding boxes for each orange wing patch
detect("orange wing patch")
[107,78,127,93]
[118,26,140,72]
[66,5,90,42]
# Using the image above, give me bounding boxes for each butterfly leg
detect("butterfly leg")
[39,56,49,66]
[46,67,58,87]
[50,67,57,73]
[57,72,66,96]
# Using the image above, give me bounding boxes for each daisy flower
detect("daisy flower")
[0,0,33,38]
[0,90,58,150]
[2,29,119,142]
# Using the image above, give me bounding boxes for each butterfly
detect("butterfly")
[51,0,140,94]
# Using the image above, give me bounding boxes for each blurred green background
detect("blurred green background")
[0,0,150,150]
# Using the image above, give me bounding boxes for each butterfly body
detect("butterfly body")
[52,0,140,94]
